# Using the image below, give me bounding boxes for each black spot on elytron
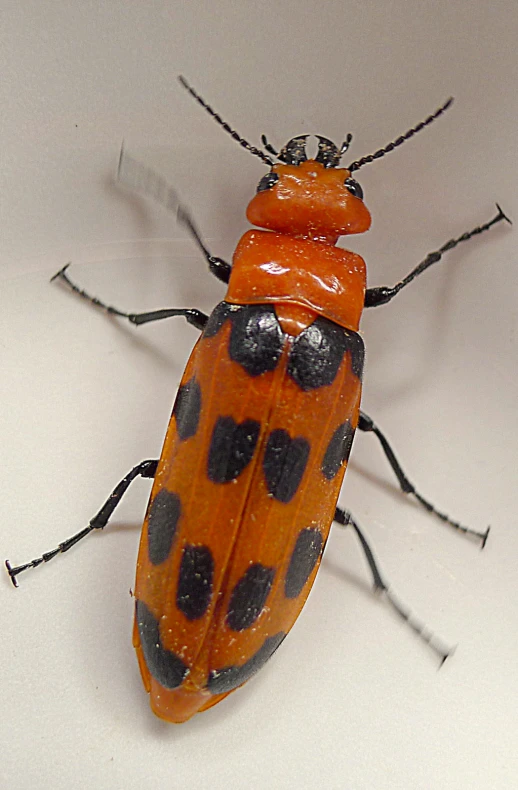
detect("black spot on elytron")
[172,378,202,441]
[135,599,189,689]
[147,490,181,566]
[207,632,286,695]
[203,302,285,376]
[207,416,261,484]
[287,317,365,391]
[321,421,356,481]
[202,301,235,338]
[346,329,365,379]
[228,305,284,377]
[226,564,276,631]
[263,429,310,503]
[176,544,214,621]
[284,528,324,599]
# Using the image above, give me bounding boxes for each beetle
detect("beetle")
[6,77,509,723]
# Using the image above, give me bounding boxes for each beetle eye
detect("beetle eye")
[257,172,279,193]
[344,177,363,200]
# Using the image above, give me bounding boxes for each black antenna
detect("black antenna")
[261,134,279,158]
[339,134,353,157]
[348,97,454,172]
[178,76,273,166]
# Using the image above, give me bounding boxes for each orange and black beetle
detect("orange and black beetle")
[7,78,509,723]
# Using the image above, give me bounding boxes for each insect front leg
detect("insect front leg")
[357,411,489,547]
[5,459,158,586]
[176,206,231,284]
[117,146,231,284]
[51,264,209,330]
[364,205,510,308]
[333,506,452,665]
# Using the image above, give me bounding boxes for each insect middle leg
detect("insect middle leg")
[357,411,489,546]
[51,189,234,329]
[51,264,209,330]
[5,459,158,586]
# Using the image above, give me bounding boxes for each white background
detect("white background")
[1,2,517,788]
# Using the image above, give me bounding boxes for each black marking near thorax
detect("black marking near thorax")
[287,317,364,391]
[202,302,364,388]
[204,302,284,377]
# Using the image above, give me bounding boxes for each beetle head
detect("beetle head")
[247,136,371,244]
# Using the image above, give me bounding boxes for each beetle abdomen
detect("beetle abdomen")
[133,303,364,722]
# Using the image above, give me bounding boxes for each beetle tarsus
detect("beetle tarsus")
[50,263,71,283]
[494,203,512,225]
[383,585,455,665]
[5,559,19,587]
[481,526,491,550]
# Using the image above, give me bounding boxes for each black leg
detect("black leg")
[117,146,231,284]
[176,206,231,284]
[358,411,490,547]
[365,205,511,308]
[5,459,158,587]
[333,506,452,665]
[51,265,209,330]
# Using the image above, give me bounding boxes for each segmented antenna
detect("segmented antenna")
[261,134,279,157]
[178,76,274,166]
[339,133,353,157]
[348,97,454,172]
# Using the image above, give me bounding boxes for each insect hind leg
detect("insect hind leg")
[333,506,453,665]
[357,411,490,547]
[5,459,158,586]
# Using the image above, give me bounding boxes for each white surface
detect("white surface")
[1,3,517,789]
